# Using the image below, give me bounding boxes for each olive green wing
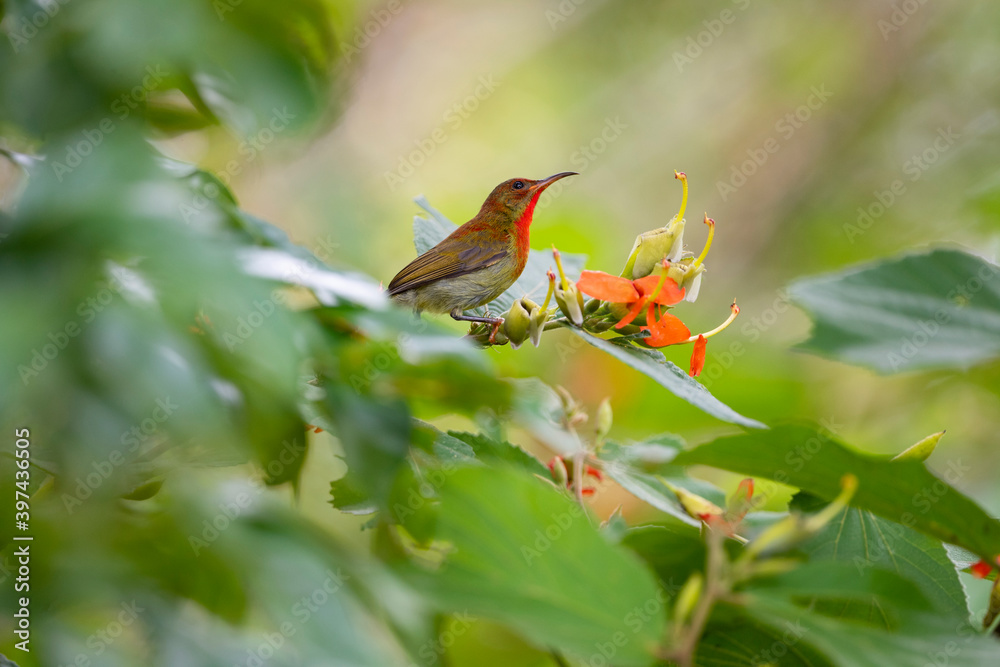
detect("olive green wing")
[388,227,506,295]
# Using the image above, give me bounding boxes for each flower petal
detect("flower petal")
[642,310,691,347]
[689,334,707,377]
[577,270,640,303]
[633,274,686,305]
[614,296,648,329]
[971,559,993,579]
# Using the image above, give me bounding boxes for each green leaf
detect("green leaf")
[445,430,549,476]
[750,561,936,627]
[406,466,666,665]
[791,493,970,624]
[597,437,724,526]
[411,196,587,316]
[748,595,1000,667]
[412,420,480,465]
[672,424,1000,562]
[240,246,387,309]
[621,522,708,590]
[791,248,1000,373]
[567,328,766,429]
[696,603,835,667]
[323,388,412,509]
[329,473,377,515]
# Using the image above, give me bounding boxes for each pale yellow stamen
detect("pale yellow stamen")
[685,302,739,342]
[552,247,569,290]
[672,171,688,224]
[542,270,556,311]
[692,214,715,269]
[646,259,672,303]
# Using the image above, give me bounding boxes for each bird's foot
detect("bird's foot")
[488,317,504,345]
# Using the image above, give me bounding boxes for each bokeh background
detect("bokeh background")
[3,0,1000,664]
[171,0,1000,511]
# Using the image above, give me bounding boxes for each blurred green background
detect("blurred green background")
[2,0,999,664]
[205,0,1000,502]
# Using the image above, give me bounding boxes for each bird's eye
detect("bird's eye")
[512,181,525,190]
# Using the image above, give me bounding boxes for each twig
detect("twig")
[663,528,727,667]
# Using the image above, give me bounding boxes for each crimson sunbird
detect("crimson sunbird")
[388,172,577,333]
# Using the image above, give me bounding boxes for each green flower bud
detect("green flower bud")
[608,301,649,327]
[596,398,613,440]
[664,481,723,522]
[502,299,532,349]
[673,572,703,625]
[589,319,617,333]
[622,172,690,279]
[661,257,706,303]
[624,223,685,280]
[548,456,569,487]
[892,430,945,462]
[555,282,585,326]
[528,303,549,347]
[743,515,806,560]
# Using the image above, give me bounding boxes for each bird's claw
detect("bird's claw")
[488,318,503,345]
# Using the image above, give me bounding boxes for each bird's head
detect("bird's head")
[479,172,577,227]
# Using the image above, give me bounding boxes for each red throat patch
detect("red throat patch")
[513,191,543,262]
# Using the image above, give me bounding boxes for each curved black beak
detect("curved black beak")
[530,171,578,192]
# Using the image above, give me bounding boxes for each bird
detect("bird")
[388,172,577,339]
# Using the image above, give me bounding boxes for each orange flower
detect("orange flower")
[577,266,690,346]
[576,263,740,376]
[689,335,707,377]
